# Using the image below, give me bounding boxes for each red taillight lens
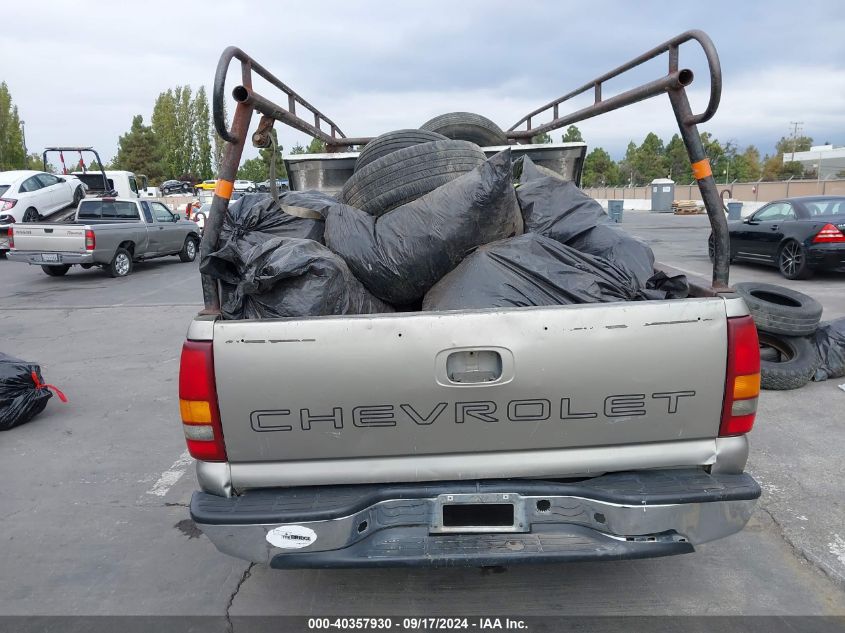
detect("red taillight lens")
[85,229,95,251]
[179,340,227,461]
[813,223,845,243]
[720,315,760,436]
[0,198,17,212]
[8,226,14,249]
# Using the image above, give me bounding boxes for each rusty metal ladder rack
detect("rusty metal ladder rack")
[202,30,730,314]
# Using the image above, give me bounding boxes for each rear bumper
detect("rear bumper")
[191,469,760,568]
[7,250,94,265]
[807,243,845,271]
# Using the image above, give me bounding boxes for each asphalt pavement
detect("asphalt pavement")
[0,215,843,621]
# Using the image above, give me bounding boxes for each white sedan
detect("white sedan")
[0,170,85,223]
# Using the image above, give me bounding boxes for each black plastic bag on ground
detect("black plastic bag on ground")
[812,317,845,381]
[422,233,643,311]
[323,150,523,305]
[516,156,607,242]
[0,353,53,431]
[219,237,393,320]
[201,191,328,284]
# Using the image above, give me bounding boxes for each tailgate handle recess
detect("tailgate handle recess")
[446,350,502,384]
[44,228,53,233]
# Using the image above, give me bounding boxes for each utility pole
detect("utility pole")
[788,121,804,161]
[20,120,27,160]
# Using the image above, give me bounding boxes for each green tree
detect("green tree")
[618,141,639,185]
[113,115,166,183]
[531,132,552,144]
[152,89,179,178]
[306,137,326,153]
[629,132,666,184]
[561,125,583,142]
[733,145,761,182]
[760,154,781,181]
[192,86,213,180]
[289,142,307,155]
[665,134,692,183]
[174,85,195,180]
[237,157,266,182]
[775,134,813,160]
[780,161,804,179]
[0,82,25,170]
[581,148,621,187]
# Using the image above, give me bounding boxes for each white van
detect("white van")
[70,170,150,199]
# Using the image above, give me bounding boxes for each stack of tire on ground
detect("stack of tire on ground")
[733,282,823,390]
[340,112,508,217]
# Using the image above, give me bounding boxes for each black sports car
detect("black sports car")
[709,195,845,279]
[160,180,192,195]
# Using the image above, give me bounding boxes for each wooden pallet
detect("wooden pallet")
[672,200,703,215]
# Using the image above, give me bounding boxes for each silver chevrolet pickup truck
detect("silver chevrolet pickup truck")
[8,198,200,277]
[182,31,762,568]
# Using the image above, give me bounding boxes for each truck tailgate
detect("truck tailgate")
[212,298,730,481]
[11,225,87,252]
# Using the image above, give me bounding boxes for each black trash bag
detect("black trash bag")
[642,270,690,300]
[566,223,656,288]
[200,191,328,284]
[812,317,845,381]
[0,353,54,431]
[323,149,523,305]
[516,156,607,242]
[219,237,393,320]
[422,233,643,311]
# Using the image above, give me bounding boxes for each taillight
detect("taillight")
[0,198,17,212]
[179,341,227,461]
[720,315,760,436]
[812,223,845,243]
[8,226,14,249]
[85,229,95,251]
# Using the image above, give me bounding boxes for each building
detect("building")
[783,145,845,179]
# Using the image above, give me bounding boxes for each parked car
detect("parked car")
[709,195,845,279]
[234,179,256,192]
[257,178,289,192]
[0,170,85,223]
[7,198,200,277]
[161,180,193,195]
[195,180,217,193]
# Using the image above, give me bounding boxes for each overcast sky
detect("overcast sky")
[2,0,843,167]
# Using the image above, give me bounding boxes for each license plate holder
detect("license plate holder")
[431,493,526,534]
[41,253,60,262]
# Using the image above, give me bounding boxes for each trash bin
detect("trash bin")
[650,178,675,213]
[727,201,743,221]
[608,200,623,223]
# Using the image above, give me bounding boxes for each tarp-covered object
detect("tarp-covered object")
[0,353,54,431]
[812,317,845,381]
[516,157,655,286]
[323,150,523,305]
[219,237,393,320]
[422,233,645,311]
[201,191,328,284]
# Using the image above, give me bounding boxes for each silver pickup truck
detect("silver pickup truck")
[8,198,200,277]
[182,32,762,568]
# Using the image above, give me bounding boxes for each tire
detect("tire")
[72,186,84,207]
[420,112,508,147]
[22,207,39,222]
[179,236,198,262]
[758,332,820,390]
[80,263,93,269]
[0,251,6,259]
[355,129,448,172]
[759,344,780,362]
[341,140,487,217]
[777,240,812,280]
[41,265,70,276]
[734,282,822,336]
[108,247,133,278]
[182,184,190,193]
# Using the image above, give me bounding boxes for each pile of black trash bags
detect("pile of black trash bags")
[201,145,688,321]
[0,353,56,431]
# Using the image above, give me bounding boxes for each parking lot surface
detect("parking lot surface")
[0,213,844,619]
